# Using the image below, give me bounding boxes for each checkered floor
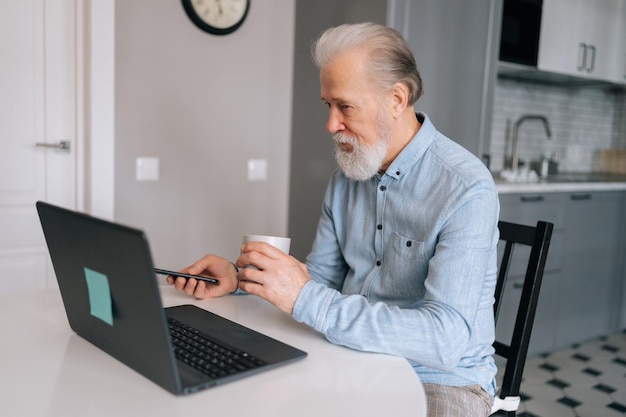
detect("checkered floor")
[509,330,626,417]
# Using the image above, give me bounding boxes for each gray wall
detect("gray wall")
[390,0,501,158]
[287,0,389,260]
[115,1,295,267]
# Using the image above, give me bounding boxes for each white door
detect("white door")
[0,0,77,293]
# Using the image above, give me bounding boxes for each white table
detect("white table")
[0,286,427,417]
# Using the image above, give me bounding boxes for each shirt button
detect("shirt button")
[376,260,382,266]
[377,224,382,230]
[406,241,412,247]
[379,185,386,191]
[396,171,401,176]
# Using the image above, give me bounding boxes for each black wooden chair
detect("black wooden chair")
[490,220,554,416]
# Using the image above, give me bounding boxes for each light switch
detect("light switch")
[247,159,267,181]
[136,157,159,181]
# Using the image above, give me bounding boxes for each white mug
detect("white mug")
[242,234,291,254]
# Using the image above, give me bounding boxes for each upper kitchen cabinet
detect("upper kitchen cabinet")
[499,0,626,85]
[389,0,503,158]
[537,0,623,83]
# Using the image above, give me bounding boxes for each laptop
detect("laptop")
[36,201,307,395]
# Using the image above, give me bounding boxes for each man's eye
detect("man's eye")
[340,104,354,114]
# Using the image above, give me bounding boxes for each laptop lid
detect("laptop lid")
[36,201,307,395]
[37,201,184,394]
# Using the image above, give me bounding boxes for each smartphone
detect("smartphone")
[154,268,219,284]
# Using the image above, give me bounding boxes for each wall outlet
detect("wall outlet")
[247,159,267,181]
[136,157,159,181]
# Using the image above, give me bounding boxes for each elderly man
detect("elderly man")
[169,22,499,416]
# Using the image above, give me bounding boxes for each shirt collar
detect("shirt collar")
[382,112,435,180]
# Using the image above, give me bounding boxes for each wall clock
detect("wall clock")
[181,0,250,36]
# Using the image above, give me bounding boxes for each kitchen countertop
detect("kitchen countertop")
[494,172,626,194]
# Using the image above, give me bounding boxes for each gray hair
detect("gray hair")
[312,22,423,105]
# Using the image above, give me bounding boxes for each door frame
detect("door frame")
[79,0,115,220]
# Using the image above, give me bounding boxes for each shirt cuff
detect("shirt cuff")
[292,280,336,332]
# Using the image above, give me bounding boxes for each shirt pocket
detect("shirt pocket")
[391,232,426,260]
[372,232,428,305]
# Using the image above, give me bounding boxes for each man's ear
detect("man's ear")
[390,82,409,118]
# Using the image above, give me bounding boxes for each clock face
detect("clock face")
[182,0,250,35]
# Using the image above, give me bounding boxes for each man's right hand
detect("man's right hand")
[166,254,238,298]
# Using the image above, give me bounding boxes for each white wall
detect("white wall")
[114,0,295,268]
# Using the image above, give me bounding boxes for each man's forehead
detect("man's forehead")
[319,54,369,101]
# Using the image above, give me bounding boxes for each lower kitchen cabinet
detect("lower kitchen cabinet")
[497,190,626,356]
[557,191,625,347]
[495,269,560,357]
[498,193,564,356]
[622,192,626,330]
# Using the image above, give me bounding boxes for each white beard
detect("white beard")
[332,116,391,181]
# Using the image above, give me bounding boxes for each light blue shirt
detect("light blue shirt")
[292,113,500,395]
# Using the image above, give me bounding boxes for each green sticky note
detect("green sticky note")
[84,267,114,326]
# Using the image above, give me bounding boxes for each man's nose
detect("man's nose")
[326,108,343,134]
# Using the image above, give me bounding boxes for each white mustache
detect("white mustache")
[333,132,358,146]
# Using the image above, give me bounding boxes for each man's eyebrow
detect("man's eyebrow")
[321,97,347,104]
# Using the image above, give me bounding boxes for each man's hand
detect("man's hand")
[236,241,311,314]
[166,254,238,298]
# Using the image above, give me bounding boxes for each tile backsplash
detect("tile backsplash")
[489,77,626,173]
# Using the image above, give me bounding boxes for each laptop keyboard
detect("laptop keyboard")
[167,317,265,379]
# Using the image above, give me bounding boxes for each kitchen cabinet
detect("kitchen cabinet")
[537,0,623,83]
[495,266,561,357]
[498,190,626,356]
[557,191,624,347]
[622,195,626,329]
[498,193,564,356]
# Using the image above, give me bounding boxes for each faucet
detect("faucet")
[511,114,552,173]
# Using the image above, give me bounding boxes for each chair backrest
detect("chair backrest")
[493,220,554,410]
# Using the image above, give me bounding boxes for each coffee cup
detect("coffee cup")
[242,234,291,254]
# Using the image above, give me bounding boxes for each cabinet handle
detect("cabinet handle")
[570,194,592,201]
[586,44,596,73]
[577,43,587,71]
[520,196,544,203]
